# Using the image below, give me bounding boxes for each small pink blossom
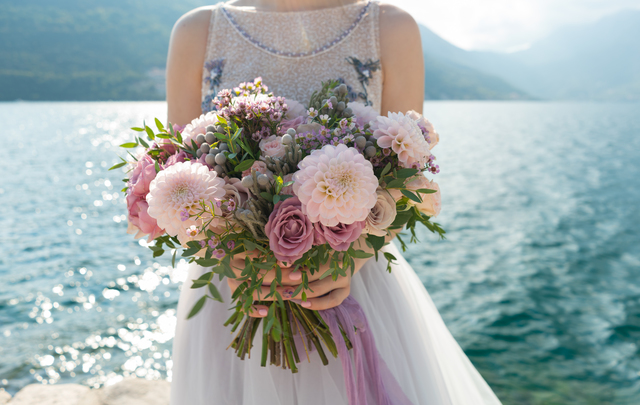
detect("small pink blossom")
[227,240,235,250]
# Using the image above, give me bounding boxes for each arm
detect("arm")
[166,7,212,126]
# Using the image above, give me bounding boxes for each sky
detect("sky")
[386,0,640,52]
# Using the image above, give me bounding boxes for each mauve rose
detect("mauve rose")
[314,221,366,251]
[259,135,286,158]
[364,188,397,237]
[265,197,315,264]
[126,193,164,241]
[129,155,157,197]
[165,150,188,168]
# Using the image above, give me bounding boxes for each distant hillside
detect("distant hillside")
[420,10,640,101]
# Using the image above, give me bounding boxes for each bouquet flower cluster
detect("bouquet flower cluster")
[114,78,444,377]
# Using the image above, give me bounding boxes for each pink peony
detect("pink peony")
[181,112,220,145]
[126,194,164,242]
[348,101,380,128]
[259,135,286,158]
[405,175,441,217]
[363,188,397,237]
[147,162,226,245]
[406,110,439,150]
[313,221,366,251]
[293,144,378,226]
[265,197,315,264]
[370,112,431,168]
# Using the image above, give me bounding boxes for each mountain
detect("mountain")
[420,10,640,101]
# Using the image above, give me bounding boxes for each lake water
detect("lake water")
[1,101,639,404]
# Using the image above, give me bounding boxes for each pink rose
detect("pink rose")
[129,155,157,197]
[259,135,286,158]
[126,193,164,242]
[363,188,397,237]
[165,150,188,168]
[265,197,315,264]
[242,160,273,179]
[313,221,366,251]
[405,175,441,217]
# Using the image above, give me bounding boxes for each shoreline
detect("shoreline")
[0,378,169,405]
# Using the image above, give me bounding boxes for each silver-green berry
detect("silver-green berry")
[329,96,338,106]
[365,141,374,148]
[211,148,220,155]
[215,125,225,133]
[196,134,206,145]
[365,146,377,158]
[206,125,216,133]
[219,143,229,151]
[257,174,269,187]
[196,149,203,158]
[200,143,210,153]
[337,101,345,112]
[205,132,216,144]
[214,165,224,175]
[214,153,227,165]
[282,134,293,145]
[355,136,367,149]
[205,154,216,166]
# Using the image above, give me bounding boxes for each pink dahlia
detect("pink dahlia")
[406,110,439,150]
[146,162,226,245]
[181,112,220,144]
[370,112,431,168]
[348,101,380,128]
[293,144,378,226]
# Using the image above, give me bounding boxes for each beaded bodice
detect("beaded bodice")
[201,0,382,114]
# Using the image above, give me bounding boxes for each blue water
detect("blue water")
[1,101,639,404]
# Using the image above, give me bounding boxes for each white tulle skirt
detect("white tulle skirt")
[170,243,502,405]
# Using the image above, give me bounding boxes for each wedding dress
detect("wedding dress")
[170,2,502,404]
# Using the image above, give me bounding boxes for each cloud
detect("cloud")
[386,0,640,52]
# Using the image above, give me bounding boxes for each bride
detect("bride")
[166,0,502,404]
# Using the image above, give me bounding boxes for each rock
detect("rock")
[8,384,100,405]
[99,379,170,405]
[0,390,11,405]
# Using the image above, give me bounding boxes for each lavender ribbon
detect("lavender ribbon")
[319,296,414,405]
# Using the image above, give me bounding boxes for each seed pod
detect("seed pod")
[205,132,216,144]
[214,165,225,175]
[282,134,292,145]
[196,134,206,145]
[200,143,210,153]
[337,101,345,111]
[219,143,229,151]
[241,176,253,188]
[336,84,348,96]
[205,154,216,166]
[365,146,377,158]
[196,149,203,158]
[257,174,269,187]
[286,128,296,136]
[206,125,216,134]
[355,136,367,149]
[215,153,227,165]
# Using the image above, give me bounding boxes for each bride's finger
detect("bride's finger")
[227,278,298,302]
[291,287,350,311]
[247,304,269,318]
[290,275,348,300]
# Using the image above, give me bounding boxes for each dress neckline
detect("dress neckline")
[219,1,373,59]
[221,0,370,14]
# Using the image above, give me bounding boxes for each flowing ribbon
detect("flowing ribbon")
[319,296,414,405]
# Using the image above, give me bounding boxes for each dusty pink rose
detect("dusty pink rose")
[259,135,286,158]
[405,175,441,217]
[265,197,315,264]
[242,160,273,179]
[126,194,164,241]
[128,155,157,197]
[313,221,366,251]
[363,188,397,237]
[406,110,439,150]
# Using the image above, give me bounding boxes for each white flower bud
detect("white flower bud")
[286,128,297,136]
[282,134,292,145]
[241,176,253,188]
[257,174,269,186]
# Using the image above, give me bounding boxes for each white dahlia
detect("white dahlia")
[182,112,220,144]
[347,101,380,128]
[147,162,226,245]
[293,144,378,226]
[370,112,432,168]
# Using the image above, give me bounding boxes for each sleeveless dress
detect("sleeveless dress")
[170,2,503,404]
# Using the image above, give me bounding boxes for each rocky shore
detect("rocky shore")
[0,378,169,405]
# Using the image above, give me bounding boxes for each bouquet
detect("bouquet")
[115,78,444,377]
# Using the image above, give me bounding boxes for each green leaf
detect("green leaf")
[243,240,257,251]
[190,280,209,289]
[155,118,165,132]
[390,209,413,228]
[386,179,405,189]
[171,249,177,268]
[109,162,127,171]
[216,116,228,125]
[396,168,419,178]
[366,235,385,251]
[175,128,183,144]
[119,142,138,148]
[260,192,272,200]
[156,133,173,139]
[227,152,237,159]
[380,162,392,178]
[187,296,207,319]
[416,188,438,194]
[208,283,223,302]
[401,189,423,203]
[131,127,145,132]
[273,194,281,204]
[195,258,219,267]
[383,252,397,263]
[137,137,149,148]
[154,160,161,174]
[235,159,255,172]
[351,250,374,259]
[145,126,155,140]
[215,132,227,141]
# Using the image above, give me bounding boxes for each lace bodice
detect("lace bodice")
[201,0,382,114]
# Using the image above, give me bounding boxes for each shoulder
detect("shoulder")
[377,3,421,51]
[170,6,216,49]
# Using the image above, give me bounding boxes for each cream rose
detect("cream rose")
[405,175,441,217]
[364,188,397,237]
[259,135,286,158]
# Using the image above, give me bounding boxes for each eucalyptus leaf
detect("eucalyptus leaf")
[396,168,419,178]
[187,296,207,319]
[119,142,138,148]
[208,283,223,302]
[108,162,127,171]
[235,159,255,172]
[401,189,423,203]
